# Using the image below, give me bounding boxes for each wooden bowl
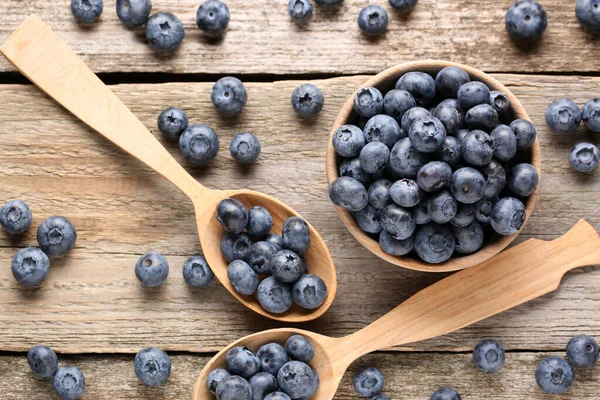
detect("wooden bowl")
[326,60,541,273]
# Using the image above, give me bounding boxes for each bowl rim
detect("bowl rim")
[326,60,541,273]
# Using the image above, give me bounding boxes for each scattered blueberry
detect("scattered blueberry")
[179,124,220,165]
[356,204,383,234]
[450,203,475,228]
[409,116,446,153]
[383,89,416,121]
[358,5,389,36]
[389,0,418,11]
[577,0,600,30]
[472,339,505,373]
[364,114,403,148]
[481,159,507,199]
[158,107,188,140]
[145,12,185,52]
[390,178,422,207]
[400,106,431,132]
[211,77,248,115]
[457,81,490,111]
[289,0,313,23]
[116,0,152,27]
[430,388,461,400]
[332,125,366,157]
[505,0,547,41]
[286,335,314,363]
[389,137,431,179]
[27,345,58,379]
[396,72,437,107]
[217,198,248,233]
[489,91,510,114]
[509,119,537,151]
[257,276,293,313]
[207,369,230,394]
[368,178,393,209]
[257,342,289,376]
[182,255,214,288]
[329,176,369,211]
[545,98,582,134]
[293,274,327,309]
[230,132,261,164]
[360,141,390,173]
[569,142,599,173]
[461,130,494,167]
[567,335,599,368]
[354,87,384,118]
[37,216,77,256]
[71,0,103,23]
[217,375,253,400]
[381,204,416,240]
[250,372,278,400]
[582,99,600,132]
[490,125,518,162]
[508,163,538,197]
[417,161,452,192]
[221,232,253,262]
[490,197,525,235]
[0,199,32,235]
[536,356,574,395]
[379,229,414,256]
[135,252,168,287]
[228,260,259,295]
[134,347,171,386]
[435,66,470,99]
[427,190,457,224]
[414,223,455,263]
[465,104,499,131]
[197,0,230,36]
[450,167,486,204]
[270,249,304,282]
[278,361,314,399]
[53,366,85,400]
[433,99,463,136]
[292,84,324,117]
[353,367,384,397]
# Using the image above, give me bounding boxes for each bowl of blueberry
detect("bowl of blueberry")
[327,60,541,272]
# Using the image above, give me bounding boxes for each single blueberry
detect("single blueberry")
[135,252,168,287]
[134,347,171,386]
[286,335,314,363]
[226,346,260,378]
[408,116,446,153]
[358,5,389,36]
[332,125,366,157]
[250,372,278,400]
[474,197,497,224]
[490,124,518,162]
[414,223,456,263]
[396,72,437,107]
[364,114,403,148]
[216,375,252,400]
[257,276,293,313]
[430,387,462,400]
[257,342,289,376]
[230,132,261,164]
[433,99,464,136]
[145,12,185,52]
[221,232,252,262]
[506,0,547,41]
[417,161,453,192]
[435,66,470,99]
[400,106,431,132]
[546,98,582,134]
[211,77,248,115]
[383,89,416,122]
[71,0,103,23]
[158,107,188,140]
[207,369,230,394]
[340,157,372,186]
[179,124,220,165]
[379,229,414,256]
[535,356,574,395]
[265,392,292,400]
[282,217,311,255]
[289,0,313,23]
[314,0,343,6]
[465,104,499,131]
[353,367,384,397]
[381,204,416,240]
[329,177,369,211]
[228,260,259,295]
[389,137,431,179]
[354,87,384,118]
[577,0,600,30]
[183,255,214,288]
[390,178,422,207]
[292,84,324,117]
[37,216,77,256]
[359,142,390,173]
[427,190,457,224]
[27,345,58,379]
[461,130,494,167]
[582,98,600,132]
[453,221,484,255]
[508,163,538,197]
[489,91,510,114]
[567,335,599,368]
[490,197,526,235]
[472,339,505,373]
[436,136,462,168]
[356,204,383,234]
[457,81,490,111]
[0,199,32,235]
[249,241,278,274]
[197,0,230,36]
[53,366,85,400]
[298,367,319,400]
[389,0,418,11]
[413,196,432,225]
[368,178,393,209]
[569,142,600,173]
[450,167,486,204]
[509,119,537,151]
[481,159,507,199]
[293,274,327,309]
[116,0,152,28]
[278,361,314,399]
[450,203,475,228]
[246,206,273,237]
[217,198,248,233]
[270,249,304,282]
[265,233,284,250]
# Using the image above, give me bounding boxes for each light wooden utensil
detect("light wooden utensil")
[193,220,600,399]
[326,60,542,273]
[0,15,337,322]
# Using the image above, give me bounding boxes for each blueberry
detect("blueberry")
[545,98,582,134]
[356,204,383,234]
[353,367,384,397]
[246,206,273,237]
[400,107,431,132]
[389,137,431,179]
[269,249,304,282]
[116,0,152,27]
[226,346,261,378]
[249,372,278,400]
[417,161,452,192]
[248,241,277,275]
[409,116,446,153]
[354,87,384,119]
[508,163,538,197]
[413,196,432,225]
[207,369,230,394]
[221,232,252,262]
[339,158,372,186]
[230,133,261,164]
[53,366,85,400]
[292,84,323,117]
[436,136,462,168]
[396,72,436,107]
[481,159,507,199]
[582,99,600,132]
[415,223,455,263]
[427,190,457,224]
[450,167,486,204]
[71,0,103,23]
[216,375,253,400]
[569,142,600,173]
[257,342,289,376]
[257,276,293,313]
[577,0,600,30]
[490,125,517,162]
[489,91,510,114]
[381,204,416,240]
[293,274,327,309]
[358,5,389,36]
[211,77,248,115]
[37,216,77,256]
[453,221,484,254]
[145,12,184,52]
[332,125,366,157]
[433,99,463,136]
[472,339,505,373]
[379,229,414,256]
[265,233,284,250]
[265,392,292,400]
[27,345,58,379]
[134,347,171,386]
[457,81,490,111]
[364,115,403,148]
[456,129,470,143]
[430,387,461,400]
[359,142,390,173]
[286,335,314,363]
[474,197,497,224]
[0,199,32,235]
[135,252,168,287]
[435,66,470,99]
[490,197,525,235]
[329,176,369,211]
[390,178,422,207]
[298,367,319,400]
[179,124,220,165]
[289,0,313,23]
[383,90,416,122]
[509,120,536,152]
[158,107,188,140]
[183,255,214,288]
[217,198,248,233]
[197,0,230,36]
[278,361,314,399]
[567,335,599,368]
[535,356,574,395]
[282,217,311,255]
[389,0,418,11]
[228,260,259,295]
[506,0,547,41]
[461,130,494,167]
[450,203,475,227]
[368,178,393,209]
[465,104,499,131]
[314,0,343,6]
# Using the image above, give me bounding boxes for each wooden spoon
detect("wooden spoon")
[193,220,600,399]
[0,15,337,322]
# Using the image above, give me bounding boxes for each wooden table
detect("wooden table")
[0,1,599,398]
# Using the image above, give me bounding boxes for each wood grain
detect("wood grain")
[0,1,599,75]
[1,74,600,354]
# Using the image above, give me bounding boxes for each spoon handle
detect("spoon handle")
[1,15,203,200]
[344,220,600,357]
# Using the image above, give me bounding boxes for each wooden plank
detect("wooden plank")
[0,1,599,75]
[1,351,598,399]
[0,74,600,354]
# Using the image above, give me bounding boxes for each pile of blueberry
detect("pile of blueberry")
[329,66,539,264]
[545,97,600,173]
[216,198,327,313]
[207,334,319,400]
[26,345,85,400]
